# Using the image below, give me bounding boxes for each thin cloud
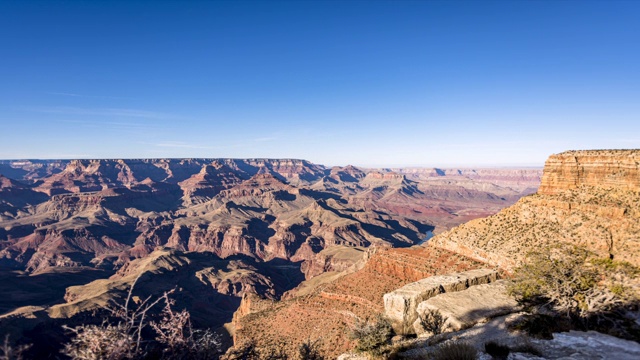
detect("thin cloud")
[47,92,132,100]
[252,137,277,142]
[618,139,640,144]
[0,152,92,159]
[153,141,215,149]
[60,119,157,128]
[30,106,174,119]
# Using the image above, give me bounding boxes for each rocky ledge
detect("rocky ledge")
[383,269,498,335]
[538,149,640,195]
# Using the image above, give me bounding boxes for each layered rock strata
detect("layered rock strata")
[383,268,498,335]
[413,280,518,335]
[431,149,640,270]
[538,150,640,195]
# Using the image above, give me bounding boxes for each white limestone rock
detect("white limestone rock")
[383,268,498,334]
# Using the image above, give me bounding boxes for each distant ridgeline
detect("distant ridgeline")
[0,158,540,275]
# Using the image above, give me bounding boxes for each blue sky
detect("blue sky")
[1,0,639,167]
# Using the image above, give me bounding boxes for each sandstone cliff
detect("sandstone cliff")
[431,149,640,270]
[538,150,640,195]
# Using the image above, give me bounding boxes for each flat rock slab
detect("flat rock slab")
[414,280,518,335]
[383,268,497,334]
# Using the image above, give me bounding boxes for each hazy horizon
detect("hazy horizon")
[0,156,546,169]
[1,1,639,167]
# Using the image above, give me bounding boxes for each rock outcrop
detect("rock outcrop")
[413,280,518,335]
[383,269,498,335]
[231,246,486,359]
[391,167,542,194]
[538,150,640,195]
[431,149,640,270]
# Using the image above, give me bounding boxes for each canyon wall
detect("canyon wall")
[431,149,640,270]
[538,150,640,195]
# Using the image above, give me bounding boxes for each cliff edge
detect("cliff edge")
[431,149,640,270]
[538,150,640,195]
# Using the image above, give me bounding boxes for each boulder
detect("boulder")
[413,280,518,335]
[383,269,497,334]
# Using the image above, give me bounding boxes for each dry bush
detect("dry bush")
[151,292,222,360]
[63,274,221,360]
[348,314,393,356]
[418,308,449,336]
[430,341,476,360]
[220,342,260,360]
[297,339,323,360]
[63,274,169,359]
[0,335,31,360]
[63,322,137,360]
[221,341,289,360]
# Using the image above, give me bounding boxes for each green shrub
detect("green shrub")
[508,245,598,316]
[508,244,640,340]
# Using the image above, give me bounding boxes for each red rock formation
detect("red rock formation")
[231,246,485,358]
[538,150,640,195]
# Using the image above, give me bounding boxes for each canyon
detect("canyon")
[230,150,640,358]
[0,158,539,356]
[1,150,638,358]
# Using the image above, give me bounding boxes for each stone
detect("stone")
[538,150,640,195]
[383,269,498,335]
[521,331,640,360]
[413,280,519,335]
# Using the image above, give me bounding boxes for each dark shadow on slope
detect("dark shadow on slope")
[247,217,276,240]
[0,268,113,314]
[84,222,139,247]
[379,219,434,244]
[299,188,348,203]
[0,224,38,241]
[273,190,296,201]
[0,168,28,181]
[259,258,306,296]
[0,189,49,208]
[359,222,419,247]
[224,201,269,214]
[102,186,184,214]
